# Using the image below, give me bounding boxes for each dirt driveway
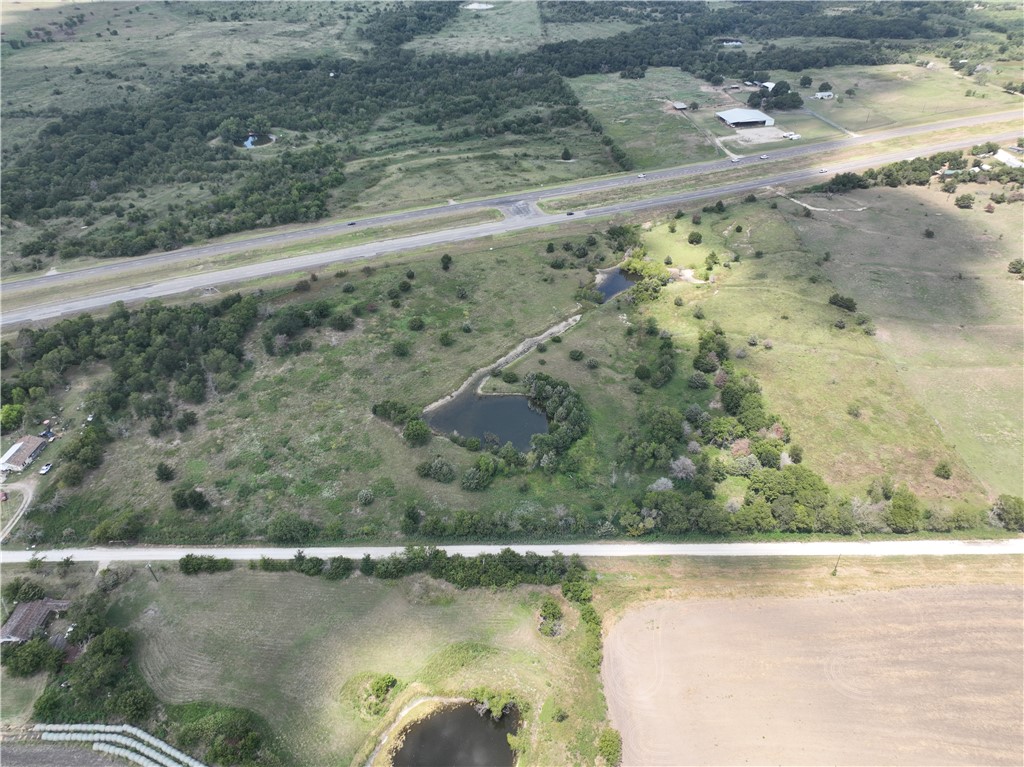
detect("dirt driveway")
[603,584,1023,766]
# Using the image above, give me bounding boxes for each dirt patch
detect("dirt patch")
[603,584,1023,766]
[721,126,789,145]
[0,743,122,767]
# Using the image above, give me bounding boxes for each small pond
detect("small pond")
[425,392,547,452]
[235,134,274,148]
[596,268,637,301]
[391,703,519,767]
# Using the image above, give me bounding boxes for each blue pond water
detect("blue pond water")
[597,268,637,300]
[391,703,519,767]
[425,392,547,452]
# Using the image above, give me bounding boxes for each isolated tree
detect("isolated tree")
[886,485,923,533]
[799,75,812,87]
[954,194,975,209]
[993,495,1024,531]
[1008,258,1024,274]
[688,231,703,245]
[561,147,572,161]
[817,81,832,92]
[155,462,175,482]
[402,418,432,446]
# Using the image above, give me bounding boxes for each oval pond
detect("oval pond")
[391,703,519,767]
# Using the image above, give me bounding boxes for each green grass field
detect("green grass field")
[568,68,730,168]
[788,63,1023,132]
[794,184,1024,497]
[116,568,607,767]
[634,199,990,503]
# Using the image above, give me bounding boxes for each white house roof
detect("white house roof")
[672,101,688,109]
[761,81,776,91]
[715,108,774,126]
[0,442,22,465]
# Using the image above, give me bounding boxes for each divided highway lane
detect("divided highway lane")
[3,108,1017,301]
[3,539,1022,564]
[4,127,1017,327]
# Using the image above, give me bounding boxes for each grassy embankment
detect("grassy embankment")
[0,207,504,312]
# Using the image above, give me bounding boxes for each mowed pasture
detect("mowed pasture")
[569,68,730,169]
[118,568,606,767]
[637,197,987,503]
[789,63,1023,132]
[795,185,1024,497]
[604,584,1024,766]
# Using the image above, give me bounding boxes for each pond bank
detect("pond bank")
[422,314,581,414]
[365,696,471,767]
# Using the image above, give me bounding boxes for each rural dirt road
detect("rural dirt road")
[0,476,38,542]
[2,539,1021,564]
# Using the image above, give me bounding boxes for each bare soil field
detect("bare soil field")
[0,743,120,767]
[604,584,1023,766]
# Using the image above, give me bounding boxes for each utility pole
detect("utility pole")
[831,554,841,577]
[146,562,158,582]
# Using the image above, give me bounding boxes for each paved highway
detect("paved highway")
[3,539,1022,564]
[2,110,1019,326]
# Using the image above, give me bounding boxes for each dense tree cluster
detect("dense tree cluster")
[5,0,966,266]
[34,627,154,724]
[362,546,590,590]
[357,1,460,47]
[1,294,258,486]
[524,373,590,470]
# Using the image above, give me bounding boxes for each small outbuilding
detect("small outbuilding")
[1,598,71,643]
[814,91,835,100]
[0,435,47,472]
[672,101,688,110]
[715,108,775,128]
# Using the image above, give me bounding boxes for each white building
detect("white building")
[715,108,775,128]
[814,91,835,100]
[0,436,47,472]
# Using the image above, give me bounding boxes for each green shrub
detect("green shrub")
[402,418,432,446]
[993,495,1024,531]
[687,231,703,245]
[597,727,623,767]
[569,349,585,361]
[934,460,952,479]
[408,317,425,331]
[179,554,233,575]
[155,462,175,482]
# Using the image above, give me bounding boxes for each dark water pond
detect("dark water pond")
[597,268,637,300]
[425,392,547,452]
[391,703,519,767]
[235,134,274,148]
